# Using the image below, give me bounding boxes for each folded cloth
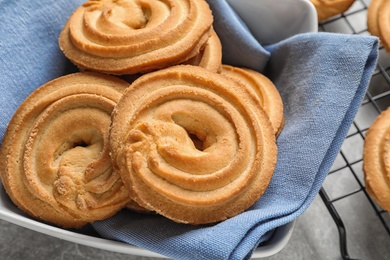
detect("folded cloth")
[0,0,378,260]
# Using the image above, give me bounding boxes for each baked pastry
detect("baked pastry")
[309,0,355,22]
[110,65,278,224]
[367,0,382,37]
[363,107,390,212]
[367,0,390,53]
[58,0,214,75]
[183,29,222,73]
[0,72,130,228]
[221,65,284,136]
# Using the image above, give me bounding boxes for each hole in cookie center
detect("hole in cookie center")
[171,114,211,152]
[188,133,205,151]
[73,140,89,148]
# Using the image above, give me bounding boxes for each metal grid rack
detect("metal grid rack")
[318,0,390,259]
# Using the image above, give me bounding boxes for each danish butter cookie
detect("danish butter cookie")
[367,0,383,37]
[0,72,130,228]
[110,65,277,224]
[59,0,214,75]
[363,107,390,212]
[367,0,390,53]
[184,29,222,73]
[310,0,355,22]
[221,65,284,136]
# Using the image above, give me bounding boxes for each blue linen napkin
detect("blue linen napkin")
[0,0,378,259]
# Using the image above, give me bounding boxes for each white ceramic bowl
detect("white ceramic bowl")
[227,0,318,45]
[0,183,295,258]
[0,0,317,258]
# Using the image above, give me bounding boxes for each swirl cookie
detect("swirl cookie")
[0,72,130,228]
[363,107,390,212]
[367,0,382,37]
[221,65,284,136]
[58,0,214,75]
[367,0,390,53]
[309,0,355,22]
[110,65,277,224]
[184,30,222,73]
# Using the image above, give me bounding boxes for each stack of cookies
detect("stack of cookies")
[0,0,284,227]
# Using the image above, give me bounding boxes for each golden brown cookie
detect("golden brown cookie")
[220,65,284,136]
[367,0,383,37]
[183,29,222,73]
[58,0,214,75]
[110,65,277,225]
[0,72,130,228]
[367,0,390,53]
[310,0,355,22]
[126,200,154,214]
[363,107,390,212]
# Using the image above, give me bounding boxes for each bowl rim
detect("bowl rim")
[226,0,318,45]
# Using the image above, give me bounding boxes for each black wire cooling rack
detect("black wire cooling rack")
[318,0,390,259]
